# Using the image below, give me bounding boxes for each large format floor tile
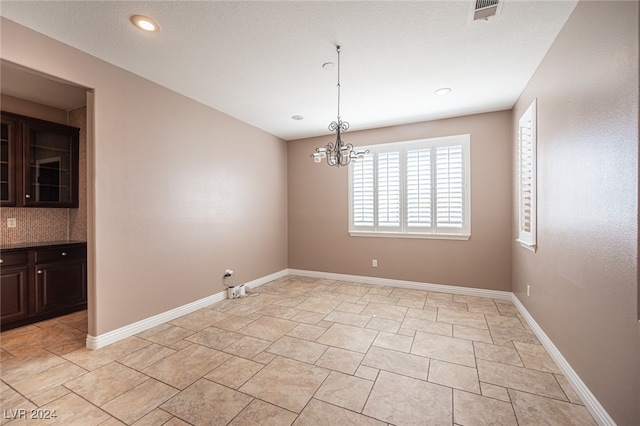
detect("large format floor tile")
[313,370,373,412]
[142,344,231,389]
[266,335,328,364]
[316,323,378,353]
[477,358,567,400]
[238,316,298,342]
[0,275,596,425]
[101,378,178,424]
[63,361,148,406]
[229,399,297,426]
[454,389,518,425]
[362,370,452,425]
[294,398,385,426]
[361,345,430,380]
[161,379,253,425]
[411,331,476,367]
[238,356,329,413]
[509,389,597,425]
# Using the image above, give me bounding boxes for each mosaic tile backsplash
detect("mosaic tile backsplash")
[1,207,70,246]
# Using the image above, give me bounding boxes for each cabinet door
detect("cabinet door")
[1,266,29,324]
[0,114,18,206]
[35,261,86,314]
[23,120,79,208]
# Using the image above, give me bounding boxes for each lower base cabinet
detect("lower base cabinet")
[1,242,87,330]
[0,266,29,324]
[36,260,86,315]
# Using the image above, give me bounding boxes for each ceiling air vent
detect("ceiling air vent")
[472,0,502,21]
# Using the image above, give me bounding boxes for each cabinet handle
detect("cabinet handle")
[37,269,43,274]
[25,194,31,199]
[61,252,67,256]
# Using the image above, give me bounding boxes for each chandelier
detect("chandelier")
[311,45,368,167]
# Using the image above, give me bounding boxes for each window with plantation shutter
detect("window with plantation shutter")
[517,99,537,251]
[348,134,470,239]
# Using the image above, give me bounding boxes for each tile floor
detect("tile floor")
[0,276,597,425]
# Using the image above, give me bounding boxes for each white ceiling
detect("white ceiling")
[0,1,578,141]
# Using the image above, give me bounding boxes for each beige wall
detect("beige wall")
[0,97,87,245]
[0,18,288,336]
[288,111,512,291]
[512,1,639,424]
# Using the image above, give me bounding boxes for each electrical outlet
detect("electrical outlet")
[7,218,16,228]
[224,269,234,278]
[372,259,378,268]
[527,284,531,297]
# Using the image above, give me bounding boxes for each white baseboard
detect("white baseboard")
[286,269,512,300]
[244,269,289,290]
[511,295,615,426]
[86,269,289,350]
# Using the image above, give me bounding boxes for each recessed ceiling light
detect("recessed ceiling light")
[291,115,304,121]
[131,15,160,32]
[435,87,452,96]
[322,62,335,71]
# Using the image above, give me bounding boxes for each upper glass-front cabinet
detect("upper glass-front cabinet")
[0,112,79,208]
[24,120,79,207]
[1,115,18,206]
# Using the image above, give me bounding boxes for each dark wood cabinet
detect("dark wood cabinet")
[0,242,87,330]
[0,111,80,208]
[35,262,86,314]
[0,267,29,323]
[34,247,87,314]
[0,250,29,324]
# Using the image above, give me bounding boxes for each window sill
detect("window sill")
[516,239,537,252]
[349,231,470,240]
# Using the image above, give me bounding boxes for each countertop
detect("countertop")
[1,240,87,252]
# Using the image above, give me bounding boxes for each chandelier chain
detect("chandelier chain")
[337,45,341,121]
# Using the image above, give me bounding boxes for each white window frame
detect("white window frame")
[348,134,471,240]
[516,99,537,252]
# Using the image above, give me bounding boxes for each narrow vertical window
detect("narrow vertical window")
[517,99,537,251]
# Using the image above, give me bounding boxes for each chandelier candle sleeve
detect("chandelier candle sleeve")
[311,45,369,167]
